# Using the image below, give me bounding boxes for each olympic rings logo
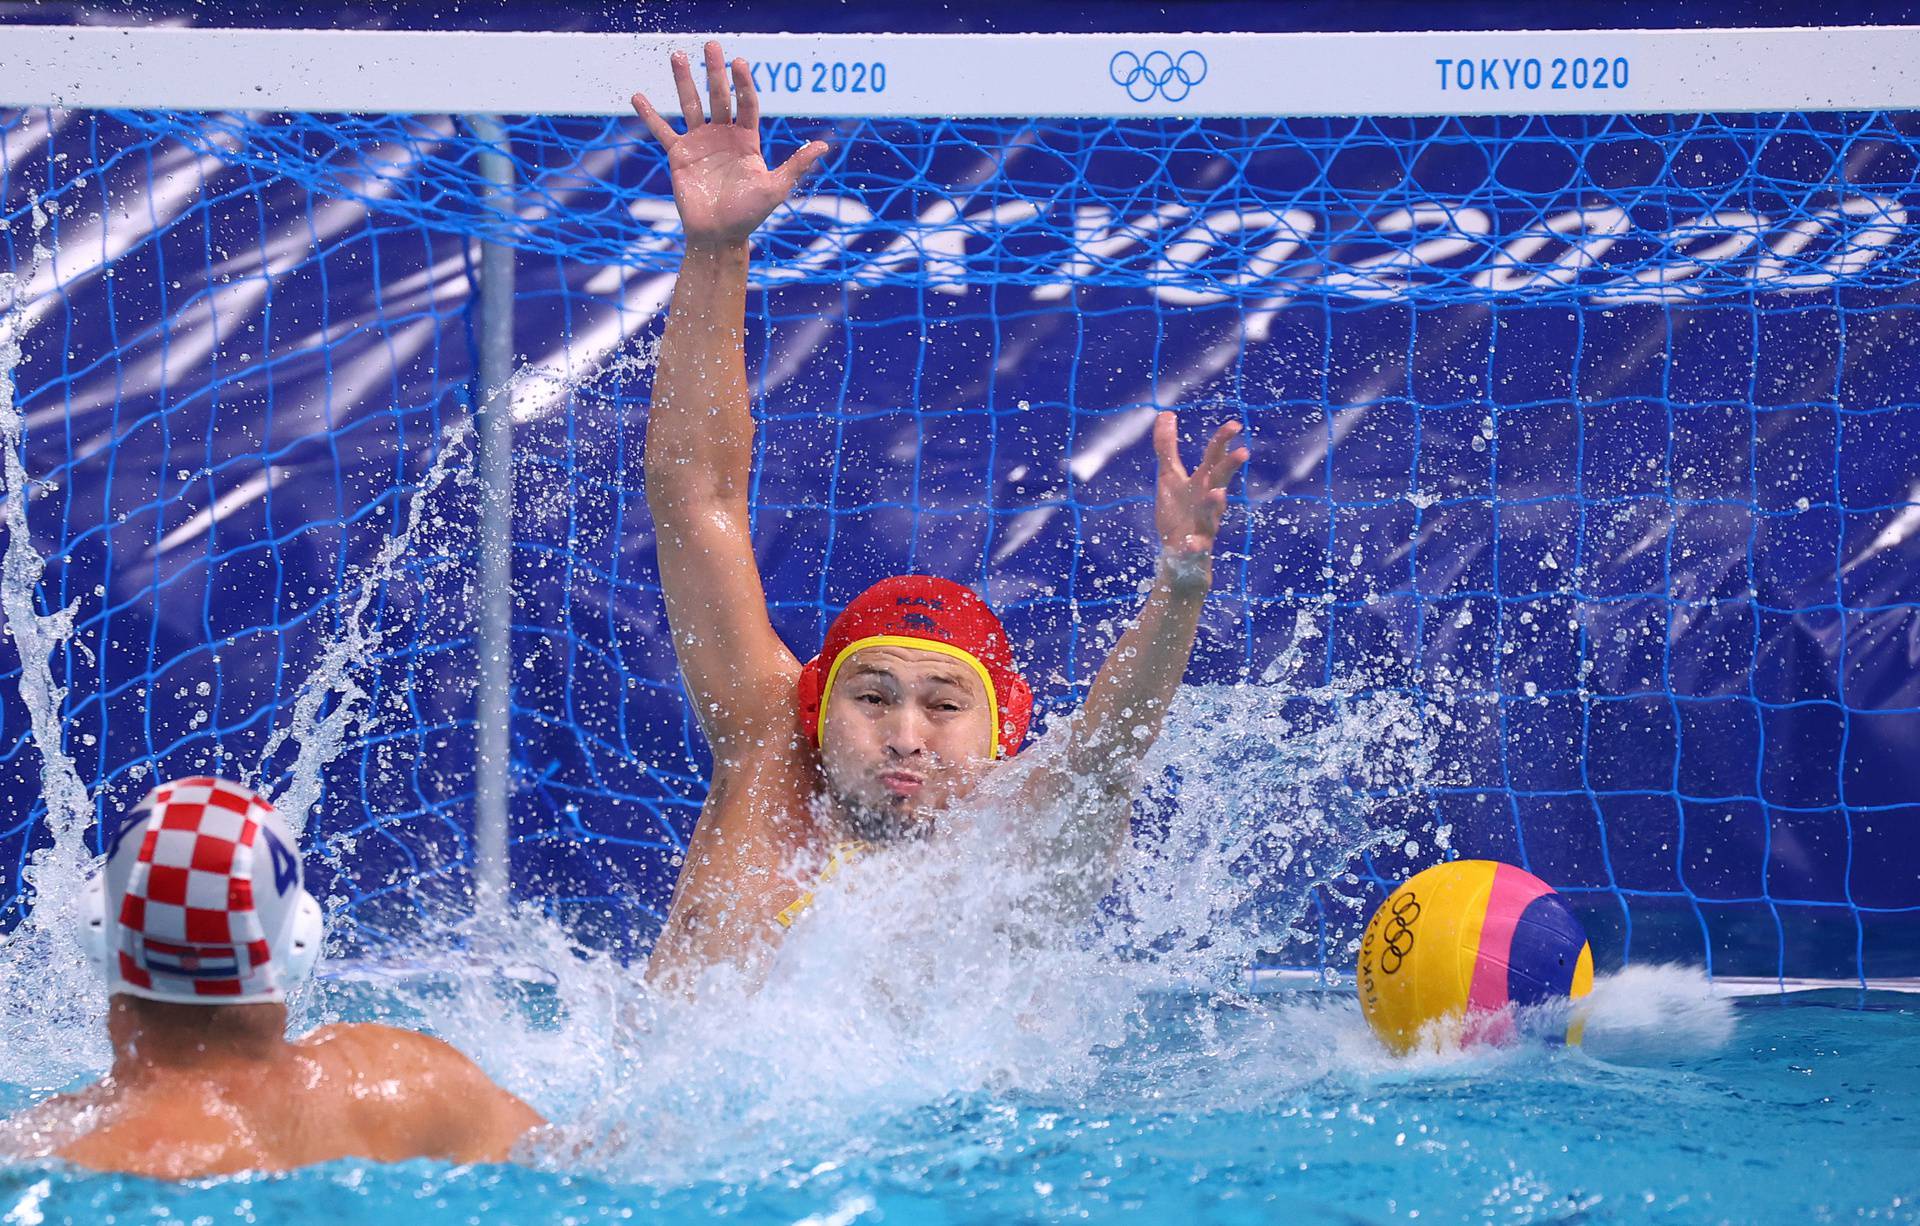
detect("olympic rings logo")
[1108,50,1209,103]
[1376,891,1421,974]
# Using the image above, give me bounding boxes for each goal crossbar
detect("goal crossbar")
[5,25,1920,118]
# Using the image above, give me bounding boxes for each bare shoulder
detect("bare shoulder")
[299,1023,543,1162]
[707,676,810,770]
[691,733,822,874]
[1,1087,102,1162]
[648,737,827,989]
[39,1082,251,1179]
[300,1023,501,1097]
[302,1021,466,1065]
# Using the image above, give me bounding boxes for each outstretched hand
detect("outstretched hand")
[1153,411,1250,563]
[631,41,828,245]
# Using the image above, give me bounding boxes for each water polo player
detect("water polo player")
[635,43,1250,988]
[1,779,543,1178]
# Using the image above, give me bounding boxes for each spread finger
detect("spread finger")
[704,41,733,125]
[672,50,705,125]
[630,93,679,147]
[733,58,760,131]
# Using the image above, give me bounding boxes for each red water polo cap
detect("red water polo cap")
[797,575,1033,758]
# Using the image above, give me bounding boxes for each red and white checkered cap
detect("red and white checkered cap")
[90,777,322,1004]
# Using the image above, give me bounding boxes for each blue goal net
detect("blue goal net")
[2,95,1918,983]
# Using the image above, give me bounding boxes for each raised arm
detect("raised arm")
[634,43,828,750]
[1071,412,1248,782]
[1015,412,1248,889]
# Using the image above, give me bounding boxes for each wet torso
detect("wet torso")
[648,706,995,982]
[31,1023,535,1178]
[648,732,853,981]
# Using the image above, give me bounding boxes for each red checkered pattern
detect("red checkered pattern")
[116,777,279,1000]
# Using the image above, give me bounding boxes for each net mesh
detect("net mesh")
[2,105,1917,979]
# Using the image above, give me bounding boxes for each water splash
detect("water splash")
[333,658,1746,1193]
[0,229,1740,1184]
[0,207,111,1085]
[255,310,662,834]
[1576,962,1737,1057]
[1115,679,1432,986]
[0,206,653,1091]
[251,418,477,837]
[0,206,489,1082]
[0,212,92,892]
[324,669,1446,1184]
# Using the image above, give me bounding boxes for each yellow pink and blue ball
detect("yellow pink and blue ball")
[1357,860,1595,1055]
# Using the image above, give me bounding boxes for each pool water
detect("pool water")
[2,983,1913,1225]
[0,689,1908,1225]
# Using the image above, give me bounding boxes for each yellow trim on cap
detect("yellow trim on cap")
[817,634,1003,758]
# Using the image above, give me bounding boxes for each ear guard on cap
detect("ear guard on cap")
[797,653,828,742]
[997,670,1035,753]
[280,890,325,987]
[81,871,110,976]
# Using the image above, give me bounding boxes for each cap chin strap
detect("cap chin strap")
[80,872,325,1004]
[815,634,1003,759]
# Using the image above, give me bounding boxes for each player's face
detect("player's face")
[818,644,995,836]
